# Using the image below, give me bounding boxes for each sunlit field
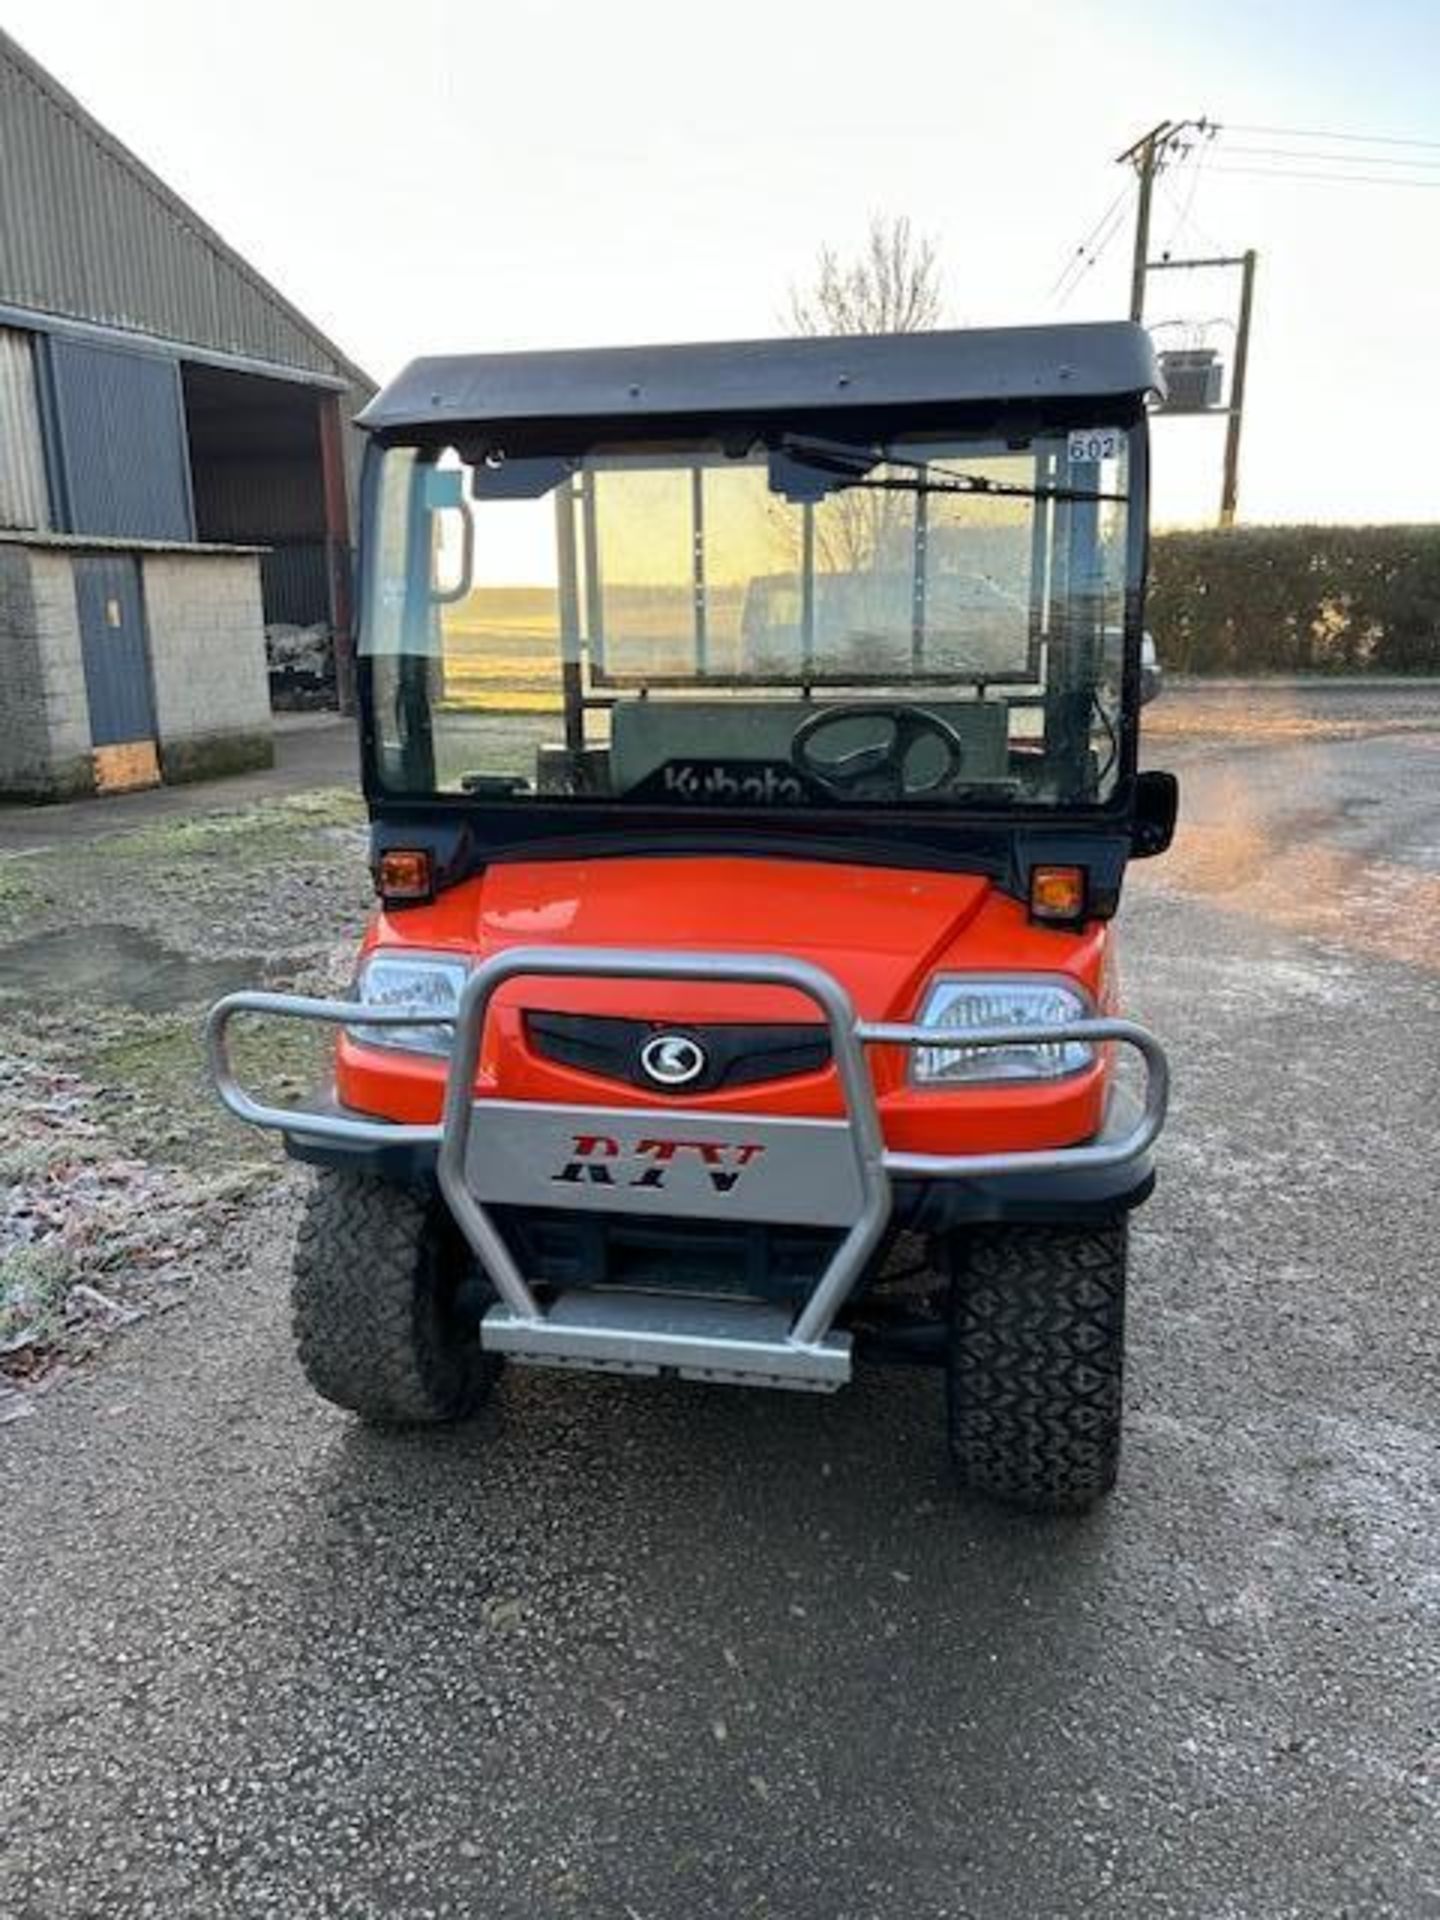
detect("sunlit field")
[436,588,563,712]
[434,579,1024,711]
[436,583,763,713]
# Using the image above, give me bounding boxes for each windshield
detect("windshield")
[359,422,1139,812]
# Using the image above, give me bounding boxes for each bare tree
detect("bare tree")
[788,213,943,338]
[781,216,945,597]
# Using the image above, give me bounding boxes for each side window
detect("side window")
[433,485,564,749]
[360,446,416,657]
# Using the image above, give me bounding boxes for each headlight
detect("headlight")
[347,952,469,1057]
[910,976,1093,1086]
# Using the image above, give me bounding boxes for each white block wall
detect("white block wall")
[0,543,92,796]
[142,551,272,751]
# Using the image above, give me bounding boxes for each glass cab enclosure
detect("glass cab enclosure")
[360,415,1143,820]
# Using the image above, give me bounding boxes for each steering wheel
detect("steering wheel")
[791,703,966,801]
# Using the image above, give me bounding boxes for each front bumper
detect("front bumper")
[277,1083,1155,1223]
[207,946,1167,1390]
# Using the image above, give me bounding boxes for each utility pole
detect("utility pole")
[1117,121,1172,322]
[1118,119,1258,525]
[1116,118,1213,323]
[1220,248,1257,527]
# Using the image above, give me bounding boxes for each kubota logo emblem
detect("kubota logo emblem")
[639,1032,707,1087]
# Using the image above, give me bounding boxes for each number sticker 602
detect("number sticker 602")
[1066,428,1122,464]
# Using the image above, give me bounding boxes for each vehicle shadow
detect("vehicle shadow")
[286,1356,1130,1733]
[253,1352,1202,1907]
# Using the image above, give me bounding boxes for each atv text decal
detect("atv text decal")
[552,1133,767,1195]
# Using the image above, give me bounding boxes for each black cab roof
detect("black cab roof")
[358,321,1160,437]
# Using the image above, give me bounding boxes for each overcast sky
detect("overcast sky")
[4,0,1438,527]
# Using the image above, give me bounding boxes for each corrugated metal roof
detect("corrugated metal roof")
[0,28,372,391]
[360,324,1160,435]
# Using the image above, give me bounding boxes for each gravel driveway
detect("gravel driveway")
[2,685,1437,1918]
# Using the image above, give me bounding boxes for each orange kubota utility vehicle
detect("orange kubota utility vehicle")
[208,323,1176,1511]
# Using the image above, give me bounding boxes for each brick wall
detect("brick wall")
[140,551,273,781]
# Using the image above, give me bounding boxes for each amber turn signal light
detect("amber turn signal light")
[1029,864,1087,924]
[376,848,433,903]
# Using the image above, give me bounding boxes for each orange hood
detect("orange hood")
[389,854,994,1024]
[344,854,1111,1144]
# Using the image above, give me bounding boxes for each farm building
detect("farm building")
[0,27,374,798]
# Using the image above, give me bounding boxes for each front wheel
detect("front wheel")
[946,1221,1127,1512]
[292,1169,502,1425]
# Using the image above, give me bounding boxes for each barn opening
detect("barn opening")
[181,362,348,706]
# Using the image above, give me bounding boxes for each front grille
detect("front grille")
[524,1011,831,1097]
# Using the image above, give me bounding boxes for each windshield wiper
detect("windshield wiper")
[776,436,1127,505]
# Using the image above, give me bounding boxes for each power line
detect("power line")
[1156,176,1228,258]
[1225,121,1440,152]
[1053,199,1129,308]
[1050,200,1126,305]
[1207,163,1440,188]
[1160,140,1217,255]
[1145,130,1440,261]
[1047,188,1127,300]
[1220,141,1440,171]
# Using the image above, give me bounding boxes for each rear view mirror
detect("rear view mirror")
[421,467,464,510]
[422,466,474,606]
[1132,769,1178,858]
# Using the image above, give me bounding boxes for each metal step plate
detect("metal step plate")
[481,1291,852,1392]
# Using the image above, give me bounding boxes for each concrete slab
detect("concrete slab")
[0,715,359,850]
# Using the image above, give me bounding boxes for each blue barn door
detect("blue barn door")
[47,337,194,542]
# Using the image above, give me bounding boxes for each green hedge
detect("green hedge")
[1147,525,1440,674]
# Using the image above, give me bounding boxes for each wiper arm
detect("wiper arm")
[842,472,1126,504]
[777,436,1126,505]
